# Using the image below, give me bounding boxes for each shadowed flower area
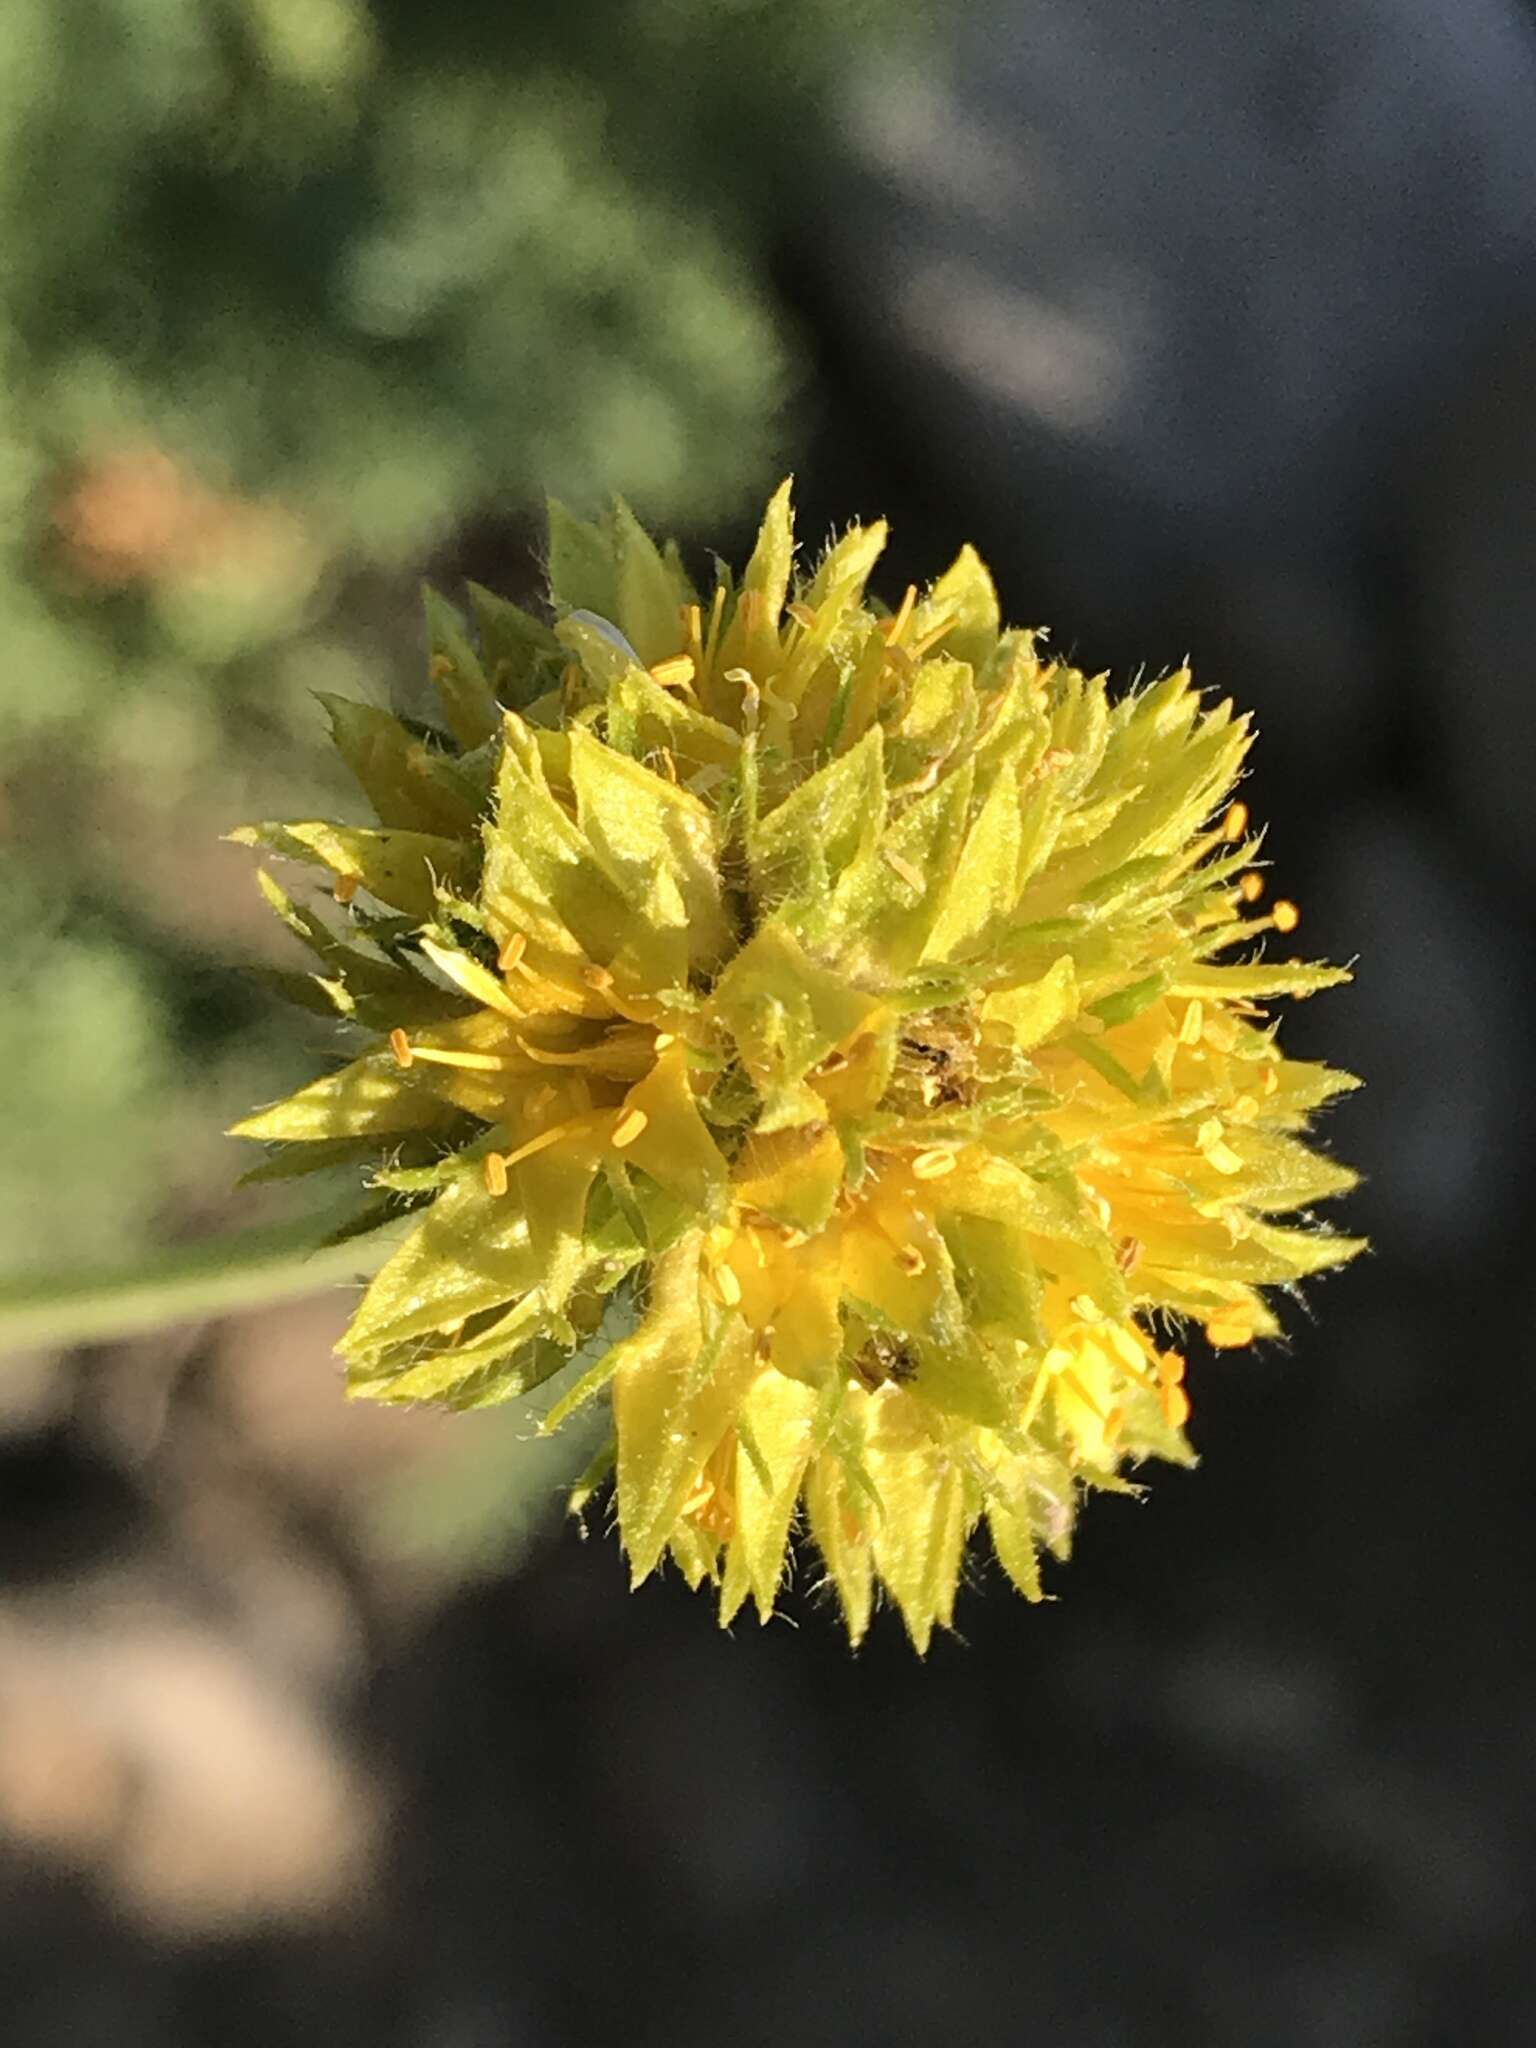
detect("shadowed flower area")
[231,486,1361,1647]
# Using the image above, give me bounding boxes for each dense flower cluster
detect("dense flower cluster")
[232,484,1361,1647]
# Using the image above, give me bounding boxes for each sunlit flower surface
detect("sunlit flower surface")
[232,483,1362,1648]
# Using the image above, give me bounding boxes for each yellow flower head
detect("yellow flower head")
[231,482,1362,1649]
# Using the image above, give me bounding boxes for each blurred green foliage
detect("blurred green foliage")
[0,0,908,1275]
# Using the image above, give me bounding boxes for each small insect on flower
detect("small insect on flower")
[228,482,1363,1650]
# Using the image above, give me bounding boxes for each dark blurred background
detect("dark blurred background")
[3,2,1535,2041]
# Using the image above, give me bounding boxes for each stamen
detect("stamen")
[1039,747,1073,774]
[682,1477,714,1516]
[786,601,818,631]
[909,604,959,656]
[912,1147,957,1180]
[1157,1352,1187,1386]
[703,584,727,673]
[1223,800,1249,841]
[1239,871,1265,903]
[896,1245,926,1277]
[1162,1383,1192,1428]
[1178,998,1205,1046]
[584,966,614,992]
[881,584,917,644]
[1103,1404,1126,1444]
[1069,1293,1103,1323]
[1105,1323,1156,1382]
[1057,1367,1108,1423]
[650,654,696,690]
[611,1107,649,1149]
[407,1046,521,1072]
[503,1121,579,1168]
[882,847,925,891]
[497,932,527,971]
[1196,1118,1244,1175]
[659,747,678,783]
[1271,898,1300,933]
[483,1152,509,1197]
[333,873,358,906]
[713,1263,743,1307]
[388,1028,413,1069]
[654,1032,676,1050]
[1115,1236,1144,1275]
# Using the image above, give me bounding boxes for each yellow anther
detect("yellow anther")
[497,932,527,971]
[1239,871,1265,903]
[654,1031,676,1050]
[713,1262,743,1307]
[1262,1065,1280,1095]
[1103,1404,1126,1444]
[611,1107,649,1150]
[1162,1383,1192,1428]
[882,847,925,892]
[787,601,818,631]
[1223,800,1249,841]
[1039,747,1073,773]
[1271,898,1300,933]
[1156,1350,1187,1386]
[1115,1235,1144,1275]
[1178,998,1205,1046]
[897,1245,927,1277]
[649,654,696,689]
[1229,1094,1260,1124]
[1069,1293,1103,1323]
[912,1147,957,1181]
[333,873,359,906]
[659,747,678,783]
[1090,1193,1113,1228]
[388,1028,413,1069]
[483,1152,509,1198]
[1196,1117,1224,1150]
[584,965,614,992]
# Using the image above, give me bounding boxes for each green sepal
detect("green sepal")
[424,586,502,750]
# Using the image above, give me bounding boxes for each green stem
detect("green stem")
[0,1207,398,1355]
